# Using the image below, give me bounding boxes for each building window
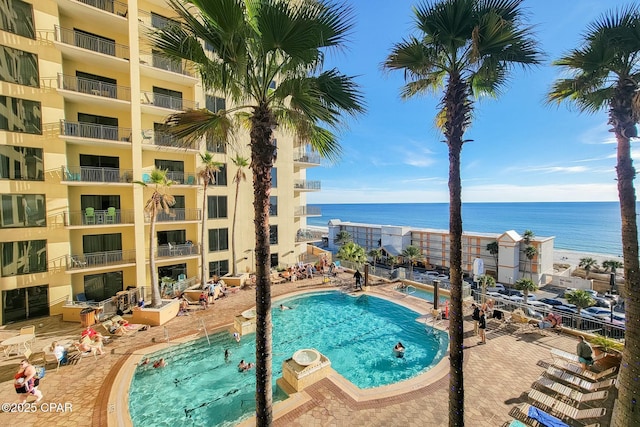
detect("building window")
[271,167,277,188]
[0,146,43,180]
[0,96,41,134]
[1,239,47,277]
[155,159,184,183]
[211,164,227,186]
[270,253,279,268]
[208,228,229,252]
[2,285,49,325]
[153,86,182,109]
[206,136,226,153]
[1,194,45,228]
[207,196,228,219]
[84,271,123,301]
[158,263,186,282]
[205,95,226,113]
[0,45,38,87]
[0,0,35,39]
[151,12,180,29]
[209,260,229,277]
[269,196,277,216]
[269,225,278,245]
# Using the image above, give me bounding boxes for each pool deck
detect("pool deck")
[0,273,616,426]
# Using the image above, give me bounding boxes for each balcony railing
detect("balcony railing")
[139,51,194,78]
[76,0,128,17]
[156,243,200,259]
[295,228,324,243]
[141,129,198,150]
[62,166,134,183]
[293,180,321,191]
[55,25,129,59]
[67,249,136,270]
[65,209,135,226]
[293,149,321,165]
[140,91,196,111]
[142,170,196,185]
[145,208,202,222]
[58,73,131,101]
[60,120,132,143]
[294,206,322,216]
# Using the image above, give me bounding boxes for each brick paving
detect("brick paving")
[0,274,617,426]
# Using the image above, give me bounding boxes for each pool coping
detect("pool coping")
[107,287,451,427]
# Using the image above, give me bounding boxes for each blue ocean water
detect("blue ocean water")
[308,202,628,256]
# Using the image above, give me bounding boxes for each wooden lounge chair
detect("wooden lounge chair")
[535,376,608,403]
[551,348,605,365]
[527,389,607,421]
[554,359,618,381]
[544,366,617,392]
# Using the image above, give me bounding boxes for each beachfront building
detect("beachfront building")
[327,220,555,285]
[0,0,320,325]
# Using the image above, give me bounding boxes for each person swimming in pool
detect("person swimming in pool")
[393,342,405,358]
[238,359,254,372]
[280,304,292,310]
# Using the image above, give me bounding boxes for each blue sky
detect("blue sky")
[306,0,633,204]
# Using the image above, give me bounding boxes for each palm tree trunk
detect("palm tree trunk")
[150,210,161,307]
[231,179,240,275]
[201,181,208,285]
[444,74,468,427]
[251,104,275,427]
[610,82,640,426]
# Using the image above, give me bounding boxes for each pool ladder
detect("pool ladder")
[199,318,211,346]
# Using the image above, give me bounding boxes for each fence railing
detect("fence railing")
[156,243,200,258]
[55,25,129,59]
[62,166,134,183]
[295,228,324,242]
[60,120,132,143]
[140,91,197,111]
[141,129,198,150]
[77,0,128,17]
[294,206,322,216]
[293,149,321,164]
[139,50,194,77]
[293,180,321,191]
[58,73,131,101]
[145,208,202,222]
[67,249,137,270]
[65,209,135,226]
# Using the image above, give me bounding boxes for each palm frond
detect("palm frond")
[163,109,234,146]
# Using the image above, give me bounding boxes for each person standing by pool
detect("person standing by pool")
[14,359,43,403]
[478,310,487,345]
[233,332,240,343]
[354,270,363,290]
[471,303,480,335]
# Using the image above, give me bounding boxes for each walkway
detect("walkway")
[0,273,616,426]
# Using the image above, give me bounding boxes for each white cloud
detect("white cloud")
[524,165,589,173]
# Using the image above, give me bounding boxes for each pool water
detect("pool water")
[128,291,448,426]
[396,285,449,305]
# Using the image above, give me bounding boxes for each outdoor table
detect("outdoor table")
[1,334,35,357]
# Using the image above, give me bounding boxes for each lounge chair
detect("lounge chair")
[270,272,285,284]
[509,403,570,427]
[110,315,149,333]
[506,310,535,334]
[554,359,618,381]
[527,389,607,421]
[544,366,617,392]
[550,348,605,365]
[535,376,608,403]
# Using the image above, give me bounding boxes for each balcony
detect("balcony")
[293,180,321,191]
[67,249,136,272]
[57,74,131,109]
[54,26,129,73]
[156,243,200,259]
[55,0,128,34]
[295,228,324,243]
[294,206,322,217]
[59,120,132,145]
[142,171,197,186]
[293,148,321,166]
[65,209,135,226]
[62,166,134,184]
[139,51,197,86]
[141,129,198,151]
[144,208,202,223]
[140,91,197,115]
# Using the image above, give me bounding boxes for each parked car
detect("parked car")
[526,300,552,310]
[486,283,505,293]
[507,293,538,302]
[593,297,612,308]
[499,288,525,297]
[539,298,564,306]
[584,306,611,317]
[563,287,577,297]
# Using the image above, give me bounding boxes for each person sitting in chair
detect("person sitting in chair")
[537,312,561,329]
[50,341,68,365]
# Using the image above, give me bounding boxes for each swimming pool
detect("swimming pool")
[128,291,448,426]
[396,284,450,305]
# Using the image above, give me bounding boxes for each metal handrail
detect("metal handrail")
[144,208,202,222]
[141,129,198,150]
[64,209,135,226]
[293,180,321,190]
[294,206,322,216]
[293,148,321,164]
[140,91,197,111]
[61,165,134,183]
[76,0,128,17]
[139,50,194,78]
[295,228,324,243]
[54,25,129,59]
[67,249,137,270]
[59,120,132,142]
[58,73,131,101]
[156,243,200,258]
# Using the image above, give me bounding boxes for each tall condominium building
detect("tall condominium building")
[0,0,321,324]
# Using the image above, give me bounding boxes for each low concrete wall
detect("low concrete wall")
[130,299,180,326]
[551,275,593,290]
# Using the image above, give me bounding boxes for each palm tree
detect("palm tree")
[384,1,541,422]
[139,168,175,308]
[514,278,537,305]
[603,259,623,276]
[336,242,367,269]
[478,274,495,304]
[198,152,223,284]
[522,229,535,245]
[230,154,249,275]
[401,245,423,279]
[565,289,596,329]
[486,241,499,278]
[579,257,599,279]
[524,245,537,280]
[150,1,364,423]
[334,231,352,247]
[368,248,383,274]
[548,8,640,424]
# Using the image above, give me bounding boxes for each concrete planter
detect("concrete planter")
[130,299,180,326]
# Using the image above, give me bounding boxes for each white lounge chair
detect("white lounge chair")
[554,359,618,381]
[545,366,617,392]
[535,376,608,403]
[528,389,607,421]
[551,348,604,365]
